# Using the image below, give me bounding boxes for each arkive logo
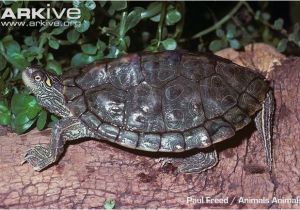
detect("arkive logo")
[0,4,81,20]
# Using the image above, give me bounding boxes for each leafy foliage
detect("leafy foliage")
[0,1,299,134]
[103,198,116,210]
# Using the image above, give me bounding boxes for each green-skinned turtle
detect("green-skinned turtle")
[22,51,274,173]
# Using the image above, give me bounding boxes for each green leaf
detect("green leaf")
[262,12,271,21]
[23,46,44,61]
[209,40,223,52]
[26,106,41,120]
[0,101,11,126]
[229,39,241,49]
[67,29,80,43]
[50,114,59,123]
[75,20,90,33]
[46,60,62,75]
[104,199,116,210]
[274,18,284,30]
[111,1,127,11]
[80,5,91,21]
[150,14,160,22]
[85,0,96,10]
[37,110,47,130]
[277,38,288,52]
[216,29,225,38]
[96,39,106,51]
[0,111,11,125]
[166,9,181,26]
[7,53,29,69]
[15,112,31,125]
[81,43,97,55]
[14,115,35,134]
[125,7,144,32]
[71,53,97,66]
[48,38,60,50]
[11,93,40,114]
[226,23,236,39]
[0,101,9,112]
[24,36,35,46]
[73,0,81,8]
[3,39,21,54]
[0,54,7,71]
[142,2,162,19]
[161,38,177,50]
[51,27,66,35]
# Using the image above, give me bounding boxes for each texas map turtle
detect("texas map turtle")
[22,51,274,173]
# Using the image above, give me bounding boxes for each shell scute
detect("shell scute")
[160,133,185,152]
[205,119,235,143]
[141,51,180,88]
[180,54,215,81]
[116,130,139,148]
[200,75,238,119]
[163,77,205,131]
[108,54,144,90]
[138,133,161,151]
[97,123,119,142]
[86,84,127,127]
[184,127,211,149]
[124,81,165,132]
[75,64,108,89]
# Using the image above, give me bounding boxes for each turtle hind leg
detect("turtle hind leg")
[254,90,275,172]
[162,150,218,174]
[22,117,93,171]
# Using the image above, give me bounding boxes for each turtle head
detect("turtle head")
[22,66,70,118]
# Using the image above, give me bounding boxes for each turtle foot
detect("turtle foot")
[22,145,55,171]
[161,150,218,174]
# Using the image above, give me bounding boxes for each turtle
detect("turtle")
[21,51,275,173]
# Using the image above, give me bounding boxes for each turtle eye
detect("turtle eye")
[34,75,41,81]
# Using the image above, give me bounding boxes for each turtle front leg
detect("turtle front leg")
[254,90,275,172]
[23,117,93,171]
[162,150,218,173]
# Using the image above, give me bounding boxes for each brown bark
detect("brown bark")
[1,44,299,209]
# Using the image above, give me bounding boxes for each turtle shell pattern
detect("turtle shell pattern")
[62,51,270,152]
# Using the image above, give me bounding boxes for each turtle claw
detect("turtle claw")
[22,145,54,171]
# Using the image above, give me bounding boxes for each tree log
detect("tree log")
[1,45,299,208]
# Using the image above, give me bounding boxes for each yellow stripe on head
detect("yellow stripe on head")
[45,76,52,87]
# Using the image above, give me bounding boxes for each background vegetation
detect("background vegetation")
[0,1,299,134]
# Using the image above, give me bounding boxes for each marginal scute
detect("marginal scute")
[200,75,238,119]
[184,127,211,149]
[97,123,119,142]
[125,81,165,132]
[238,92,261,115]
[246,78,269,102]
[67,96,86,116]
[76,64,108,89]
[80,111,102,130]
[137,133,161,151]
[108,54,144,90]
[159,133,185,152]
[163,77,205,131]
[205,119,235,143]
[62,78,75,87]
[61,67,80,79]
[215,61,257,93]
[86,84,127,127]
[180,54,215,81]
[223,106,251,130]
[141,51,180,88]
[116,130,139,148]
[64,86,83,101]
